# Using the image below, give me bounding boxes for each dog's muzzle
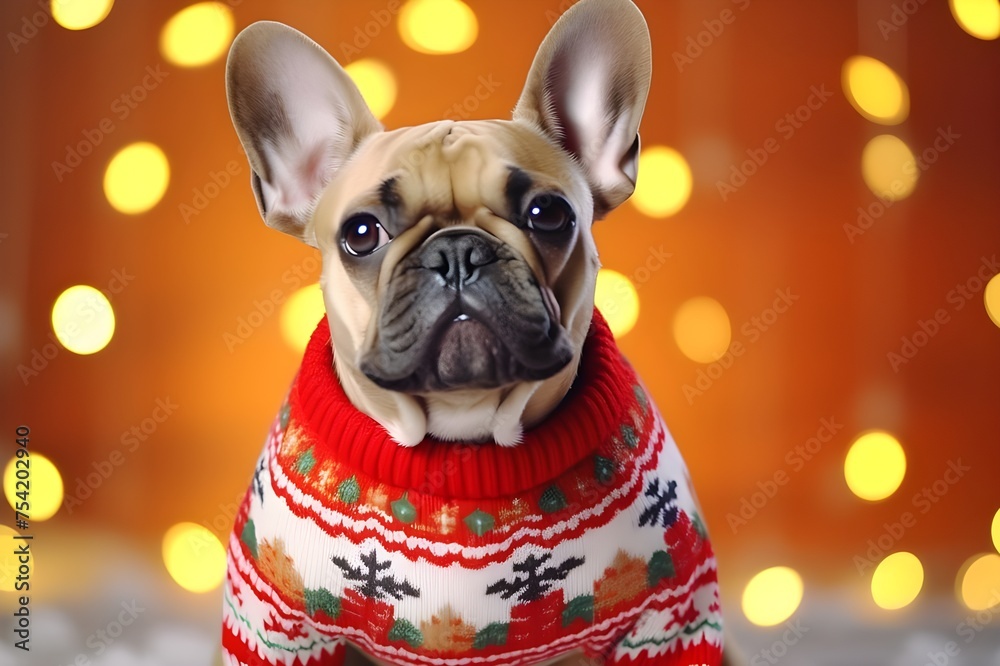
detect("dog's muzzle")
[359,229,574,392]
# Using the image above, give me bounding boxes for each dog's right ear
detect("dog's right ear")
[226,22,382,246]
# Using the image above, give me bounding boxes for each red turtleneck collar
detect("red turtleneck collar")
[289,308,638,500]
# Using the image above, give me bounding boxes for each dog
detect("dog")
[221,1,730,664]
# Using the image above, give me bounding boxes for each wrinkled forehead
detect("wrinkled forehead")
[321,119,590,232]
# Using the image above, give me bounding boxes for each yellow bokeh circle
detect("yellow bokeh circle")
[985,273,1000,329]
[162,522,227,593]
[871,552,924,610]
[51,285,116,355]
[742,566,804,626]
[595,269,640,339]
[160,2,235,68]
[344,58,398,120]
[844,431,907,501]
[51,0,114,31]
[399,0,479,55]
[950,0,1000,39]
[993,508,1000,554]
[280,285,326,353]
[4,453,63,522]
[631,147,693,218]
[957,553,1000,610]
[104,142,170,214]
[842,56,909,125]
[861,134,918,202]
[672,296,732,363]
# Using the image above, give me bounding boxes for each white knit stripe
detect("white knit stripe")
[228,526,718,666]
[267,413,673,562]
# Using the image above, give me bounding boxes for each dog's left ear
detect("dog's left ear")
[513,0,652,217]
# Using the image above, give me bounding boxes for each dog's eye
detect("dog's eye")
[524,195,575,233]
[341,214,391,256]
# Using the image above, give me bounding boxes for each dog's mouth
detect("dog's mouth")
[360,298,573,393]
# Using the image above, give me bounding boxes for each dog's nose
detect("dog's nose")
[421,232,498,289]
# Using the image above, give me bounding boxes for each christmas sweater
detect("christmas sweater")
[222,310,723,666]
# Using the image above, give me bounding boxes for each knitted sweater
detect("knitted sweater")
[222,311,723,666]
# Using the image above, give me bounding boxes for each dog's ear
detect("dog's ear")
[226,22,382,245]
[513,0,651,217]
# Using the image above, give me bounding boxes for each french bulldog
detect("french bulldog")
[222,1,732,664]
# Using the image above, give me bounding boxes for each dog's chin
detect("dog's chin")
[360,317,574,394]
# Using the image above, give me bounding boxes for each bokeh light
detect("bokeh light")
[950,0,1000,39]
[672,297,732,363]
[104,142,170,214]
[861,134,918,201]
[985,273,1000,328]
[958,553,1000,610]
[871,552,924,610]
[742,566,804,626]
[595,269,640,339]
[160,2,235,67]
[842,55,910,125]
[993,508,1000,553]
[4,453,63,521]
[845,431,907,501]
[631,146,693,218]
[280,285,326,353]
[344,58,398,120]
[51,285,116,355]
[162,522,227,593]
[0,525,31,593]
[51,0,114,31]
[399,0,479,55]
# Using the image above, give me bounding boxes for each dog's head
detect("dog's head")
[226,0,651,446]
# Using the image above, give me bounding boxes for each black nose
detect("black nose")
[420,232,498,289]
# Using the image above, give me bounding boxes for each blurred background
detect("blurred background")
[1,0,999,663]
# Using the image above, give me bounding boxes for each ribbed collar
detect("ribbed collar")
[291,309,636,500]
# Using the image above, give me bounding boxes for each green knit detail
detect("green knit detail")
[296,448,316,475]
[241,519,258,559]
[337,476,361,504]
[388,618,423,648]
[594,455,615,485]
[538,485,568,513]
[225,592,338,654]
[464,509,495,536]
[279,402,291,429]
[562,595,594,626]
[621,617,723,648]
[473,622,509,649]
[648,550,675,587]
[304,588,340,618]
[391,492,417,524]
[692,513,708,540]
[620,424,638,448]
[633,384,648,412]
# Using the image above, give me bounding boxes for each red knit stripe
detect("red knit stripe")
[222,621,346,666]
[294,308,634,499]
